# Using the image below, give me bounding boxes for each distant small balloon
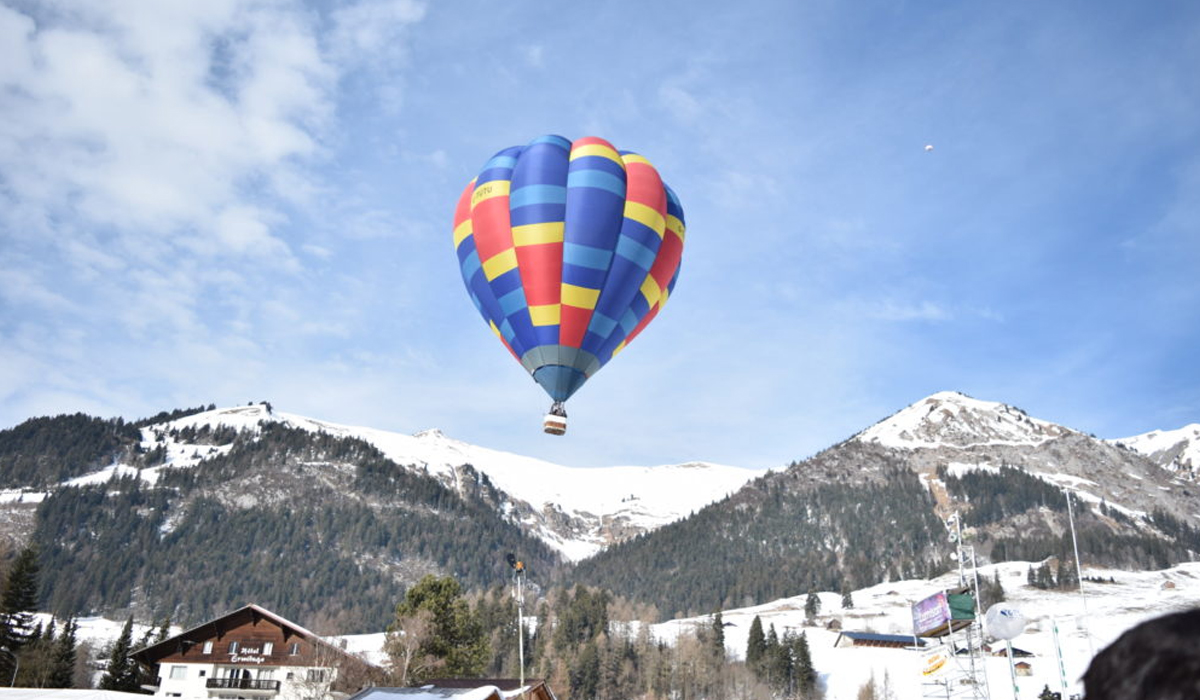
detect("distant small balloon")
[924,144,934,152]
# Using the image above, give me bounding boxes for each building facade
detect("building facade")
[132,605,379,700]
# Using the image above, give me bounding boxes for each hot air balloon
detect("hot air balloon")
[452,135,685,435]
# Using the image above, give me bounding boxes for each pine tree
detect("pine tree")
[804,588,821,622]
[763,625,790,692]
[98,617,142,692]
[745,615,766,674]
[0,545,41,684]
[841,587,855,610]
[392,575,489,681]
[709,612,726,661]
[792,631,817,698]
[51,618,78,688]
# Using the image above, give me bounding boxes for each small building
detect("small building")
[132,604,381,700]
[1014,661,1033,676]
[833,632,925,650]
[348,680,556,700]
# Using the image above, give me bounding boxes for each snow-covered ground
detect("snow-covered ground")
[40,560,1200,699]
[653,560,1200,700]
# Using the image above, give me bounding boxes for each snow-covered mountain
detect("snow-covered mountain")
[855,390,1076,449]
[851,390,1199,523]
[119,404,764,561]
[1112,423,1200,480]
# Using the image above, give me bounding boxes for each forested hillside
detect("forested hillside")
[0,407,214,488]
[939,463,1200,569]
[29,422,561,632]
[573,443,948,617]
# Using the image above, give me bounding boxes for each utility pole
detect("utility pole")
[506,554,527,691]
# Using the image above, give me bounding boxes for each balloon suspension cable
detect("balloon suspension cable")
[549,401,567,417]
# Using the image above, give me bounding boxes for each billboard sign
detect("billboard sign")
[912,591,951,637]
[921,647,950,679]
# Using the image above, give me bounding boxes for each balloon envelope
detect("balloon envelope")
[453,135,685,403]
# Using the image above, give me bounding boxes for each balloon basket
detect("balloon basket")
[543,413,567,435]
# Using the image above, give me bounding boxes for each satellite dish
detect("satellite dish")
[985,603,1026,640]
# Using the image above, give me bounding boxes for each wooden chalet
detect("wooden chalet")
[132,604,381,700]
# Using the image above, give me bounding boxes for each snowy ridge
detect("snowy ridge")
[132,404,763,561]
[854,391,1076,449]
[1112,423,1200,477]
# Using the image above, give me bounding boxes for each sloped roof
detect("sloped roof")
[836,631,926,647]
[426,680,555,700]
[348,687,503,700]
[349,680,555,700]
[131,603,348,665]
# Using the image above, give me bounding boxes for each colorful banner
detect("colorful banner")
[911,591,951,637]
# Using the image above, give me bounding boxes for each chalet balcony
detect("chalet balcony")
[206,678,281,694]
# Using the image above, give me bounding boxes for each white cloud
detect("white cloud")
[658,83,703,124]
[521,44,544,69]
[330,0,426,61]
[1,1,331,251]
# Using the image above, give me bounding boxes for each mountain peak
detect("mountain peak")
[1112,423,1200,476]
[854,391,1075,449]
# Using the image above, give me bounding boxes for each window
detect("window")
[199,671,206,678]
[228,641,239,654]
[169,666,186,680]
[306,670,327,683]
[262,642,274,655]
[288,642,300,656]
[202,641,213,654]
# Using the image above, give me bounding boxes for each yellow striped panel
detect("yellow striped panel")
[512,222,565,247]
[570,143,623,165]
[561,283,601,309]
[612,340,627,357]
[482,248,518,280]
[624,201,666,238]
[667,214,685,242]
[453,219,473,249]
[471,180,511,208]
[639,276,662,307]
[529,304,561,326]
[489,320,502,338]
[620,153,653,168]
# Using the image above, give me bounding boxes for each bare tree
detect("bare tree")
[384,610,439,686]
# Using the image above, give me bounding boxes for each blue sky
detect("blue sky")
[1,0,1198,470]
